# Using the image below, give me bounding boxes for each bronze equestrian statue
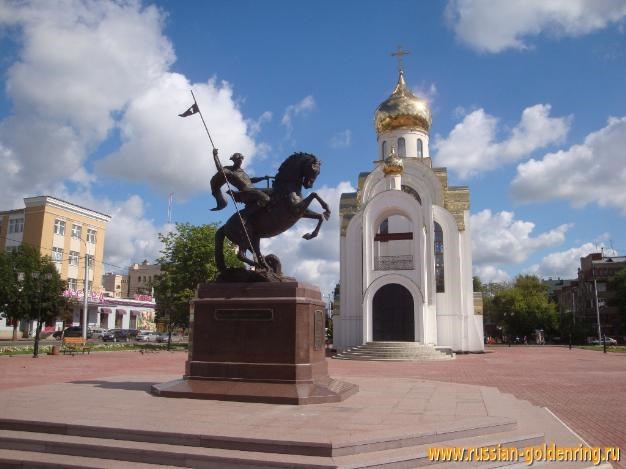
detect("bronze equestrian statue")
[211,149,330,281]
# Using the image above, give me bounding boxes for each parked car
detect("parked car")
[136,331,159,342]
[156,331,187,343]
[155,332,167,343]
[591,337,617,345]
[53,326,92,339]
[126,329,140,339]
[90,328,107,339]
[101,329,130,342]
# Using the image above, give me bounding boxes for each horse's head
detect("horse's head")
[275,152,321,191]
[301,155,321,189]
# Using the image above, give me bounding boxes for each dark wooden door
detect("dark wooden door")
[373,283,414,341]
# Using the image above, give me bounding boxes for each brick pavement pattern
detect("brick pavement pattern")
[1,345,624,465]
[330,346,626,463]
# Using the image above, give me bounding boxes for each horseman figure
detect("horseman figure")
[210,149,271,221]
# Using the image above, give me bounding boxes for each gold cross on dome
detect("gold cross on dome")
[391,46,410,72]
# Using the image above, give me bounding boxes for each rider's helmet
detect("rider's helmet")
[230,153,245,162]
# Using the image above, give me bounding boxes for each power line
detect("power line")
[0,234,129,272]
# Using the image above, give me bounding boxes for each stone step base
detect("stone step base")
[0,448,178,468]
[0,415,516,458]
[334,341,455,361]
[0,426,547,468]
[0,374,589,468]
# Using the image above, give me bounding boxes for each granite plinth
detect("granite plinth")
[152,281,358,404]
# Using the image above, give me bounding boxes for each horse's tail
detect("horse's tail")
[215,226,226,272]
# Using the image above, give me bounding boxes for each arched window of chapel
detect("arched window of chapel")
[374,215,413,271]
[381,141,387,159]
[417,138,423,158]
[397,137,406,157]
[434,222,444,292]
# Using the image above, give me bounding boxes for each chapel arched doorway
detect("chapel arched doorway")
[372,283,414,341]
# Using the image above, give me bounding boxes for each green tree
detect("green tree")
[0,246,67,349]
[472,276,483,292]
[481,281,510,333]
[609,268,626,336]
[490,275,558,341]
[152,223,241,345]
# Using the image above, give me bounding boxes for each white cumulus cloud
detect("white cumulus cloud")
[0,0,265,270]
[511,116,626,214]
[330,129,352,148]
[527,241,618,279]
[471,209,570,282]
[434,104,570,179]
[473,265,510,284]
[281,96,316,137]
[446,0,626,53]
[95,73,258,198]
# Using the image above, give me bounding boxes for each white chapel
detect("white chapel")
[334,66,484,353]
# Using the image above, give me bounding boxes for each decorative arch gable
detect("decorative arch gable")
[359,160,444,208]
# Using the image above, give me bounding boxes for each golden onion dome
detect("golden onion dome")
[382,147,404,175]
[374,70,432,135]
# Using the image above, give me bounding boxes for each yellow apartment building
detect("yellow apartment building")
[0,195,111,293]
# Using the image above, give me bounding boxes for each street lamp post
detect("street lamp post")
[76,235,91,341]
[592,265,602,342]
[32,271,40,358]
[16,272,25,340]
[82,253,90,340]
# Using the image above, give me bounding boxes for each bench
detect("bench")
[61,336,92,355]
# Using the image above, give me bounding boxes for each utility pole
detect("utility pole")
[592,265,602,341]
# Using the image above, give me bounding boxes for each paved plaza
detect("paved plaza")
[330,346,626,460]
[0,345,624,467]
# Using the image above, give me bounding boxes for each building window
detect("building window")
[69,251,79,266]
[417,138,423,157]
[68,278,78,290]
[5,246,18,253]
[71,224,82,239]
[87,228,97,243]
[9,218,24,234]
[54,219,66,235]
[381,141,387,159]
[434,222,444,293]
[397,137,406,157]
[52,247,64,263]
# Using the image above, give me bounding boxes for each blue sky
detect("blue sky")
[1,0,626,295]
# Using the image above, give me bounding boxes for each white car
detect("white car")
[136,331,159,342]
[90,328,107,339]
[591,337,617,346]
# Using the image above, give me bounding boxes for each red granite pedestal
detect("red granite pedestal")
[151,282,358,404]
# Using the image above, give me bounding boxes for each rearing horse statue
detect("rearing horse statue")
[214,152,330,279]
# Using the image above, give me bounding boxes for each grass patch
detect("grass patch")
[0,342,188,356]
[578,345,626,353]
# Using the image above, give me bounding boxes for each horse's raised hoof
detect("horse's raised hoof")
[302,233,314,240]
[323,210,331,220]
[210,201,227,211]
